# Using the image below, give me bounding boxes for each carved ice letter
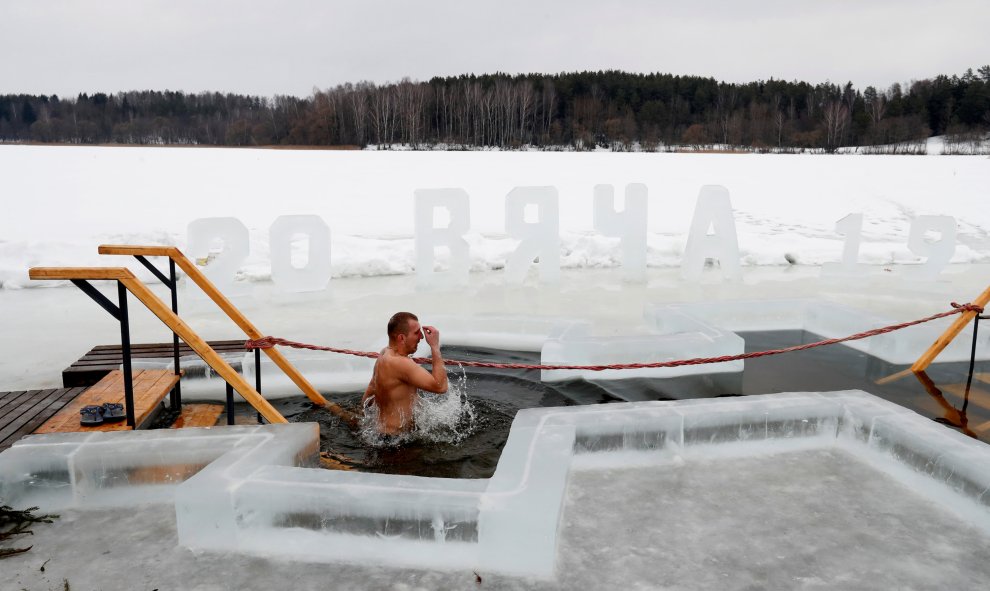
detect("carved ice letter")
[186,217,250,296]
[269,215,332,292]
[907,215,956,280]
[505,187,559,284]
[414,188,471,288]
[594,183,648,282]
[681,185,740,280]
[822,214,868,277]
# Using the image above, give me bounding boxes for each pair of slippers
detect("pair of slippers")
[80,403,126,426]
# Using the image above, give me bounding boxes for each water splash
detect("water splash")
[359,366,477,447]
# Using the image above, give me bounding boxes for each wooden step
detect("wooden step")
[170,404,224,429]
[62,339,248,387]
[35,369,180,434]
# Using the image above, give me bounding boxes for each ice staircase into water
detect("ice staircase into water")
[2,390,990,578]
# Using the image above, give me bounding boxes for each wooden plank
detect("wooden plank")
[29,267,134,281]
[0,389,72,445]
[0,390,28,404]
[0,391,30,413]
[98,244,177,257]
[62,369,116,388]
[912,285,990,372]
[0,390,54,431]
[34,370,178,434]
[62,339,249,388]
[89,340,245,352]
[71,347,247,364]
[170,404,224,429]
[39,374,148,433]
[874,368,914,386]
[0,388,84,451]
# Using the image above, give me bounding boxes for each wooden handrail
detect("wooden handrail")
[29,267,134,281]
[98,245,346,416]
[29,266,288,424]
[912,283,990,372]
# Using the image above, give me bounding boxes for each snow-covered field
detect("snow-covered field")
[0,145,987,390]
[1,145,988,288]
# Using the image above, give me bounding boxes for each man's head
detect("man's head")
[387,311,422,355]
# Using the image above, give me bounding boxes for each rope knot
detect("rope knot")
[245,336,277,350]
[951,302,985,314]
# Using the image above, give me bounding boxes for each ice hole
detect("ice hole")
[4,302,990,580]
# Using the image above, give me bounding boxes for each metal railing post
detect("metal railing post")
[169,259,182,410]
[963,313,987,413]
[226,382,235,425]
[255,348,263,424]
[118,281,136,428]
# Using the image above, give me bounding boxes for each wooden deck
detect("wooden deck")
[170,403,225,429]
[35,369,180,434]
[62,339,248,387]
[0,387,88,452]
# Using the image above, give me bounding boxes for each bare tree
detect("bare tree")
[715,85,737,145]
[822,99,850,152]
[370,84,397,147]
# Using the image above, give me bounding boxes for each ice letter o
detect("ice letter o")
[186,217,250,296]
[414,189,471,289]
[269,215,332,292]
[908,215,956,280]
[681,185,741,281]
[505,187,559,284]
[594,183,648,282]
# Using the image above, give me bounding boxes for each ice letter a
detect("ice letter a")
[594,183,647,282]
[681,185,741,280]
[414,188,471,289]
[186,217,250,297]
[505,187,560,284]
[269,215,332,293]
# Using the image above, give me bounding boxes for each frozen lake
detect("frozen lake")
[2,146,990,587]
[1,145,987,392]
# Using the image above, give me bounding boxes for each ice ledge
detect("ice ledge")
[2,391,989,578]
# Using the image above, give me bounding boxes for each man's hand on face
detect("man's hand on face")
[423,325,441,349]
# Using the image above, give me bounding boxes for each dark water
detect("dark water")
[266,331,988,479]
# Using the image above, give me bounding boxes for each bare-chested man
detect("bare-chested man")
[362,312,448,435]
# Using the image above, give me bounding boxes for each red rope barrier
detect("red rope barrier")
[245,302,984,372]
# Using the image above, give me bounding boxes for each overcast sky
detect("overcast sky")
[2,0,987,97]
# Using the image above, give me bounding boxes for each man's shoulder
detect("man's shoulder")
[381,353,418,371]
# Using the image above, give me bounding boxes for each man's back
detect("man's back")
[366,351,421,434]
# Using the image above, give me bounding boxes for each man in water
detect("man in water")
[362,312,448,434]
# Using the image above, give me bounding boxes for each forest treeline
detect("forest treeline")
[1,67,989,152]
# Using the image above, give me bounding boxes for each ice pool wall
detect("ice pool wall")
[2,390,990,578]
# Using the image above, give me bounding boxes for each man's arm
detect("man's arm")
[362,380,375,406]
[362,356,382,407]
[401,326,448,393]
